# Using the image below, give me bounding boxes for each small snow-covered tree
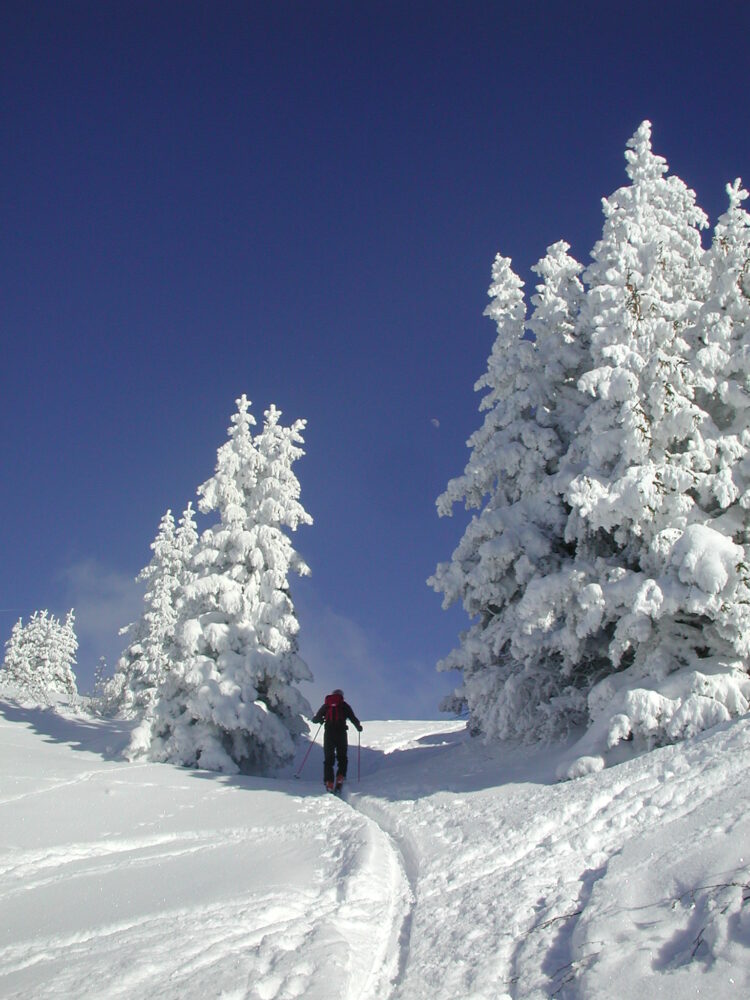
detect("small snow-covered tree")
[90,656,115,714]
[3,618,28,691]
[2,609,78,703]
[108,504,197,717]
[137,396,313,774]
[56,610,78,695]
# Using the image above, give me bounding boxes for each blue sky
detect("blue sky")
[2,1,749,718]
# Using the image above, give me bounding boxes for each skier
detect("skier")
[311,689,363,792]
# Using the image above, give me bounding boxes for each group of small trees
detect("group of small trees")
[1,396,313,774]
[1,609,78,704]
[431,122,750,771]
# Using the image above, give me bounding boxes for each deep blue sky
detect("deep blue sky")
[2,1,749,717]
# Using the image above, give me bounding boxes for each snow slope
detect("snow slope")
[1,699,749,999]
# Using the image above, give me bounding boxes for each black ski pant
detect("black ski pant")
[323,726,348,783]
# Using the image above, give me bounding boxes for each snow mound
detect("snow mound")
[670,523,743,594]
[558,663,750,779]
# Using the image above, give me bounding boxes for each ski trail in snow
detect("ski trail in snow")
[0,823,320,895]
[0,889,344,1000]
[0,762,150,807]
[4,713,749,999]
[338,789,418,999]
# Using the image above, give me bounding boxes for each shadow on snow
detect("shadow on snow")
[0,697,564,799]
[0,697,134,762]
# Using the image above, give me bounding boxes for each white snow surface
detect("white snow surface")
[1,699,749,999]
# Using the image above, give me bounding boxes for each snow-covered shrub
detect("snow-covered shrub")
[1,609,78,705]
[134,397,313,774]
[433,122,750,763]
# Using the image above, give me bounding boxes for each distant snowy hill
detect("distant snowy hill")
[1,699,749,999]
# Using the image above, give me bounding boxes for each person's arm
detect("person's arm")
[311,705,326,725]
[346,704,362,731]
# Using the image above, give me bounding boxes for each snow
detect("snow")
[2,698,749,999]
[670,523,744,595]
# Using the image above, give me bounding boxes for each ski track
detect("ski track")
[0,891,337,1000]
[337,789,418,999]
[0,762,150,807]
[0,824,319,897]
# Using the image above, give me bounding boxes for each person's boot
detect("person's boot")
[335,772,344,790]
[325,779,334,792]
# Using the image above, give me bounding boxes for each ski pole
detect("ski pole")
[294,724,322,779]
[358,729,361,783]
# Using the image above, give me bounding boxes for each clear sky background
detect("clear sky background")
[2,1,750,718]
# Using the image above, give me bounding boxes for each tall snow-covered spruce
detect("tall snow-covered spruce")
[693,180,750,533]
[433,122,750,767]
[562,123,750,771]
[133,396,313,774]
[429,245,588,740]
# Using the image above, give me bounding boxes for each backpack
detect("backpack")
[325,692,344,723]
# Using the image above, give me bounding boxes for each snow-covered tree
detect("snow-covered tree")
[90,656,116,715]
[433,123,750,765]
[554,124,750,769]
[594,178,750,757]
[510,241,605,710]
[429,246,591,739]
[135,396,313,774]
[107,504,197,717]
[693,179,750,527]
[2,609,78,703]
[56,610,78,694]
[565,121,708,563]
[429,257,529,719]
[528,241,589,458]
